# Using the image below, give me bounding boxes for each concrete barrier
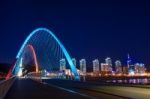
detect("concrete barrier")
[0,76,16,99]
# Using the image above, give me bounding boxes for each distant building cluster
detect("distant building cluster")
[59,54,146,77]
[127,54,146,76]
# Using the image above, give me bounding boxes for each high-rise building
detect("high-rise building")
[60,58,66,71]
[105,57,112,71]
[127,54,132,70]
[115,60,121,67]
[127,54,136,75]
[134,63,146,74]
[101,63,109,72]
[93,59,100,72]
[123,66,128,74]
[72,58,76,68]
[80,59,86,73]
[128,65,135,75]
[139,63,146,74]
[105,57,112,66]
[115,60,122,74]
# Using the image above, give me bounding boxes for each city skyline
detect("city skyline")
[1,1,150,99]
[0,1,150,69]
[68,54,146,69]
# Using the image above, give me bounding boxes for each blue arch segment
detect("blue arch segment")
[15,28,80,80]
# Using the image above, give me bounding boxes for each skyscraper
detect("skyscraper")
[127,54,131,69]
[105,57,112,71]
[105,57,112,66]
[101,63,109,72]
[93,59,100,72]
[80,59,86,73]
[134,63,146,74]
[60,58,66,71]
[115,60,122,74]
[127,54,135,75]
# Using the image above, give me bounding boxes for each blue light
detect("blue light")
[129,69,135,75]
[15,28,80,80]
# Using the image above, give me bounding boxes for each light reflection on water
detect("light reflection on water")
[106,78,150,84]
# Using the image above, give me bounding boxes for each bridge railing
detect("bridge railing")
[0,76,16,99]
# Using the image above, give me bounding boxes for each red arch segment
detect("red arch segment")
[6,44,39,79]
[6,59,16,79]
[27,44,39,73]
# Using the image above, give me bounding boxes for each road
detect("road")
[43,79,127,99]
[4,78,150,99]
[4,78,90,99]
[43,79,150,99]
[92,86,150,99]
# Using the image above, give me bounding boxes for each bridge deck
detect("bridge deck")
[4,78,88,99]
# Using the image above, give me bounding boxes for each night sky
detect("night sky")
[0,0,150,69]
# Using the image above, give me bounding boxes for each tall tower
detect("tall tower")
[105,57,112,66]
[105,57,112,72]
[93,59,100,72]
[127,54,131,69]
[115,60,122,74]
[60,58,66,71]
[80,59,86,73]
[127,54,135,75]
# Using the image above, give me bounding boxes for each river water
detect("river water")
[106,78,150,84]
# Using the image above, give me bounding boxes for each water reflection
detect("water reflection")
[106,78,150,84]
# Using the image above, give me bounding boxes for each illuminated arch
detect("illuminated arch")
[14,28,80,80]
[26,44,39,73]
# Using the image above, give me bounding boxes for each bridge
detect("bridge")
[1,28,85,99]
[1,28,150,99]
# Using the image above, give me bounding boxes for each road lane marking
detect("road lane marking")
[41,82,97,99]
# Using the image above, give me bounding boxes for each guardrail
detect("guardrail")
[0,76,16,99]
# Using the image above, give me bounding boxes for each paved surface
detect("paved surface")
[92,86,150,99]
[5,78,150,99]
[43,79,150,99]
[43,79,127,99]
[4,78,89,99]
